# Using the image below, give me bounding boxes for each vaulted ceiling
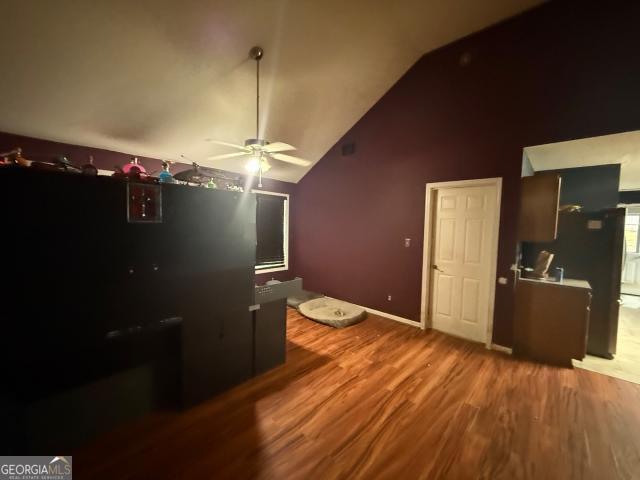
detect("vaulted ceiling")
[0,0,542,182]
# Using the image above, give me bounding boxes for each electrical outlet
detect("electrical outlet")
[404,238,411,248]
[387,295,392,301]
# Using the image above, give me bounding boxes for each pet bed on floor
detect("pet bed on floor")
[287,289,325,309]
[298,297,366,328]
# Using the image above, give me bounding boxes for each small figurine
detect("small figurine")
[14,147,31,167]
[81,155,98,175]
[122,157,147,176]
[54,155,74,172]
[158,161,175,183]
[0,147,21,166]
[226,184,243,192]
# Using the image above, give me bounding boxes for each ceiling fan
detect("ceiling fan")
[206,46,311,186]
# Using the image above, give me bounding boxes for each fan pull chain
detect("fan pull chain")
[256,56,260,140]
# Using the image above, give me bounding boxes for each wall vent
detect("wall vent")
[459,51,472,67]
[341,142,356,156]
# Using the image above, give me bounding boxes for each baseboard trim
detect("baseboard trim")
[354,304,421,328]
[490,343,513,355]
[323,297,422,328]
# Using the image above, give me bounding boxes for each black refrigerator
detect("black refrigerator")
[522,208,625,358]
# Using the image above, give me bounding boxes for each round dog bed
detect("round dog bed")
[298,297,366,328]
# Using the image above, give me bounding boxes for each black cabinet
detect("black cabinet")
[181,307,253,407]
[254,299,287,375]
[0,167,258,449]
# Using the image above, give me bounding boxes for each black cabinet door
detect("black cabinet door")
[180,306,253,407]
[254,300,287,375]
[166,186,256,406]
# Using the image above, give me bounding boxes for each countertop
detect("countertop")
[518,277,591,290]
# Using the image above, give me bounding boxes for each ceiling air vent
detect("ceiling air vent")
[341,142,356,156]
[459,51,472,67]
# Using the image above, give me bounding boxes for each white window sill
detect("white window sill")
[255,265,287,274]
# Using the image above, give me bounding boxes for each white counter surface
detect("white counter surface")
[518,277,591,290]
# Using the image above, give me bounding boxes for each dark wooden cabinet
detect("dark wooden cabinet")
[519,209,625,359]
[514,277,591,366]
[518,172,561,242]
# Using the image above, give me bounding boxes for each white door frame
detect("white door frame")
[420,177,502,348]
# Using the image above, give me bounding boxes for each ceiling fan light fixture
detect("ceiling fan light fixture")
[207,46,311,173]
[260,158,272,173]
[245,156,261,174]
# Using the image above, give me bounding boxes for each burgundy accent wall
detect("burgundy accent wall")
[291,0,640,346]
[0,131,296,284]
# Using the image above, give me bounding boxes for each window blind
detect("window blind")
[255,193,286,270]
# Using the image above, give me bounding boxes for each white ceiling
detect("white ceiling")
[525,131,640,191]
[0,0,542,182]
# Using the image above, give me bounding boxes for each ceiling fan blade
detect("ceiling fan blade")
[207,151,251,161]
[263,142,296,153]
[271,153,312,167]
[205,139,251,151]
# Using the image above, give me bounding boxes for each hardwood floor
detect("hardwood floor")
[76,309,640,480]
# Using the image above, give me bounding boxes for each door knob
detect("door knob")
[432,265,444,272]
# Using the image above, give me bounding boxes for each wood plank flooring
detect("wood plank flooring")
[76,309,640,480]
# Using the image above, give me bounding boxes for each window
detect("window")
[625,214,640,253]
[254,191,289,273]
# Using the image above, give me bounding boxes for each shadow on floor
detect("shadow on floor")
[73,343,333,479]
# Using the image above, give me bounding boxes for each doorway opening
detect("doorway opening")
[621,206,640,296]
[522,130,640,384]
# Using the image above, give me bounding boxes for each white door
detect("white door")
[429,185,497,343]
